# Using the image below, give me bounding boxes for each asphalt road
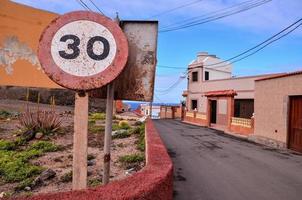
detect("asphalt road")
[153,120,302,200]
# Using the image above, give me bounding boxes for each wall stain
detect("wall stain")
[0,36,40,75]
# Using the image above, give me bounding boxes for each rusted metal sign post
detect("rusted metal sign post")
[38,11,128,189]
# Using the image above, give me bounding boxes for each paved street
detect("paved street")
[154,120,302,200]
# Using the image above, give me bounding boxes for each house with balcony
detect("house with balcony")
[182,52,280,135]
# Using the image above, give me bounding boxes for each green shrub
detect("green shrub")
[0,139,16,150]
[88,178,102,187]
[89,125,105,134]
[14,137,27,146]
[29,141,58,153]
[16,149,43,161]
[0,110,11,119]
[89,112,106,121]
[112,124,120,131]
[60,171,72,183]
[135,124,145,152]
[14,178,34,191]
[0,155,43,182]
[118,120,130,130]
[137,139,145,152]
[118,153,145,164]
[0,143,48,183]
[130,127,141,135]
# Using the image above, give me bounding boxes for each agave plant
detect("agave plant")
[18,108,62,140]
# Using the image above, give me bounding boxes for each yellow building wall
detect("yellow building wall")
[0,0,60,88]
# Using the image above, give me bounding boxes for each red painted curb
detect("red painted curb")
[12,119,173,200]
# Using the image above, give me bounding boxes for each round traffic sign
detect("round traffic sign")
[38,11,128,90]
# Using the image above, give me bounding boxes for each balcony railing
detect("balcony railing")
[231,117,253,128]
[196,113,206,120]
[186,112,194,118]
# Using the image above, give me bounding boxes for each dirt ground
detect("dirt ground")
[0,100,145,198]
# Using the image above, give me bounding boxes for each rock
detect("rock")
[125,168,136,175]
[54,157,63,162]
[0,192,5,198]
[35,132,44,139]
[23,130,35,141]
[87,170,93,176]
[88,160,96,166]
[112,129,127,136]
[24,187,31,191]
[39,169,56,181]
[32,169,56,188]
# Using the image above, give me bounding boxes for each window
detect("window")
[191,100,198,110]
[205,71,209,80]
[192,71,198,82]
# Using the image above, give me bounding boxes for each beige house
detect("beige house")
[253,71,302,152]
[183,52,277,134]
[183,52,302,153]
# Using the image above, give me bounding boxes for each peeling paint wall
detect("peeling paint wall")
[0,0,60,88]
[0,36,40,74]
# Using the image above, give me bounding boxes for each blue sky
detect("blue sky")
[13,0,302,103]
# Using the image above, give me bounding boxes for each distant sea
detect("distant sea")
[123,101,179,111]
[124,101,142,110]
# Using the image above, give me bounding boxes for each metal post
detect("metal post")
[72,92,88,190]
[102,83,114,185]
[150,101,153,119]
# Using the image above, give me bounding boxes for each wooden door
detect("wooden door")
[289,96,302,153]
[210,100,217,124]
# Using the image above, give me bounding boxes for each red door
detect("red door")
[289,96,302,153]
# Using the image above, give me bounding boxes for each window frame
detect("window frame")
[191,99,198,111]
[192,71,198,82]
[205,71,209,81]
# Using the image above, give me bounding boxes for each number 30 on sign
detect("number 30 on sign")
[38,11,128,91]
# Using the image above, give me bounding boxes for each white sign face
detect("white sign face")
[51,20,117,77]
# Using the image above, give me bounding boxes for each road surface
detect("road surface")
[154,120,302,200]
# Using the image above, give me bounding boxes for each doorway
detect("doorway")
[289,96,302,153]
[210,100,217,124]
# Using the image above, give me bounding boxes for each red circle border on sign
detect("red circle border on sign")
[38,11,128,91]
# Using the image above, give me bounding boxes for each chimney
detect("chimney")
[197,52,218,63]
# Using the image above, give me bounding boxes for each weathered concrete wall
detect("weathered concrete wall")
[0,86,106,111]
[254,73,302,147]
[13,119,173,200]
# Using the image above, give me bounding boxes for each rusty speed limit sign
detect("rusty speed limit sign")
[38,11,128,90]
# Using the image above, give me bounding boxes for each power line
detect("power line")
[156,75,186,95]
[157,18,302,71]
[160,0,272,33]
[148,0,204,19]
[157,64,186,69]
[87,0,105,15]
[160,0,270,31]
[220,21,302,67]
[160,0,260,29]
[76,0,92,11]
[205,18,302,68]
